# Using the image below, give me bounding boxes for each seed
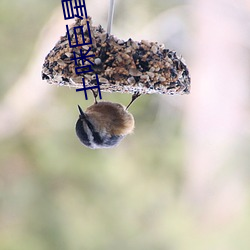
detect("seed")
[129,68,142,77]
[151,45,158,54]
[128,77,135,84]
[99,77,109,84]
[94,58,102,65]
[140,75,149,82]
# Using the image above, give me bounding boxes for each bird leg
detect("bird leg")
[126,91,141,110]
[91,89,98,104]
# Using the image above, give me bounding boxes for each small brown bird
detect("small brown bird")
[75,92,140,149]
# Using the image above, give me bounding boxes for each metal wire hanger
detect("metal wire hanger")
[107,0,115,35]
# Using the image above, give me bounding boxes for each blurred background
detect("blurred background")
[1,0,250,249]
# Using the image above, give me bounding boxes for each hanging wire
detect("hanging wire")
[107,0,115,35]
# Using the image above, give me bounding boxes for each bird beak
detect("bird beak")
[77,105,86,119]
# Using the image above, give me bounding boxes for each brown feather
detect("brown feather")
[85,102,134,135]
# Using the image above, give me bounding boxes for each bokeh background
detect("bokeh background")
[1,0,250,249]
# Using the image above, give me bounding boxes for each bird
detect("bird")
[75,91,140,149]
